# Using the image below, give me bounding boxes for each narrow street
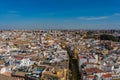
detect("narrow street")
[67,49,81,80]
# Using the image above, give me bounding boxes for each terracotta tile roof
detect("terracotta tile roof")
[15,56,23,60]
[85,68,103,74]
[2,72,11,77]
[83,62,99,65]
[103,74,112,78]
[87,75,94,78]
[79,56,86,58]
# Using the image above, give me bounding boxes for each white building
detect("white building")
[20,58,35,67]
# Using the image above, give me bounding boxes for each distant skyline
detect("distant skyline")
[0,0,120,29]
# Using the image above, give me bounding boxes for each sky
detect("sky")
[0,0,120,29]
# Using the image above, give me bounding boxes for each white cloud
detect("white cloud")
[78,13,120,21]
[113,13,120,16]
[8,10,18,13]
[5,13,20,17]
[78,16,108,20]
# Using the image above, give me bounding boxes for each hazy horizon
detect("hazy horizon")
[0,0,120,29]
